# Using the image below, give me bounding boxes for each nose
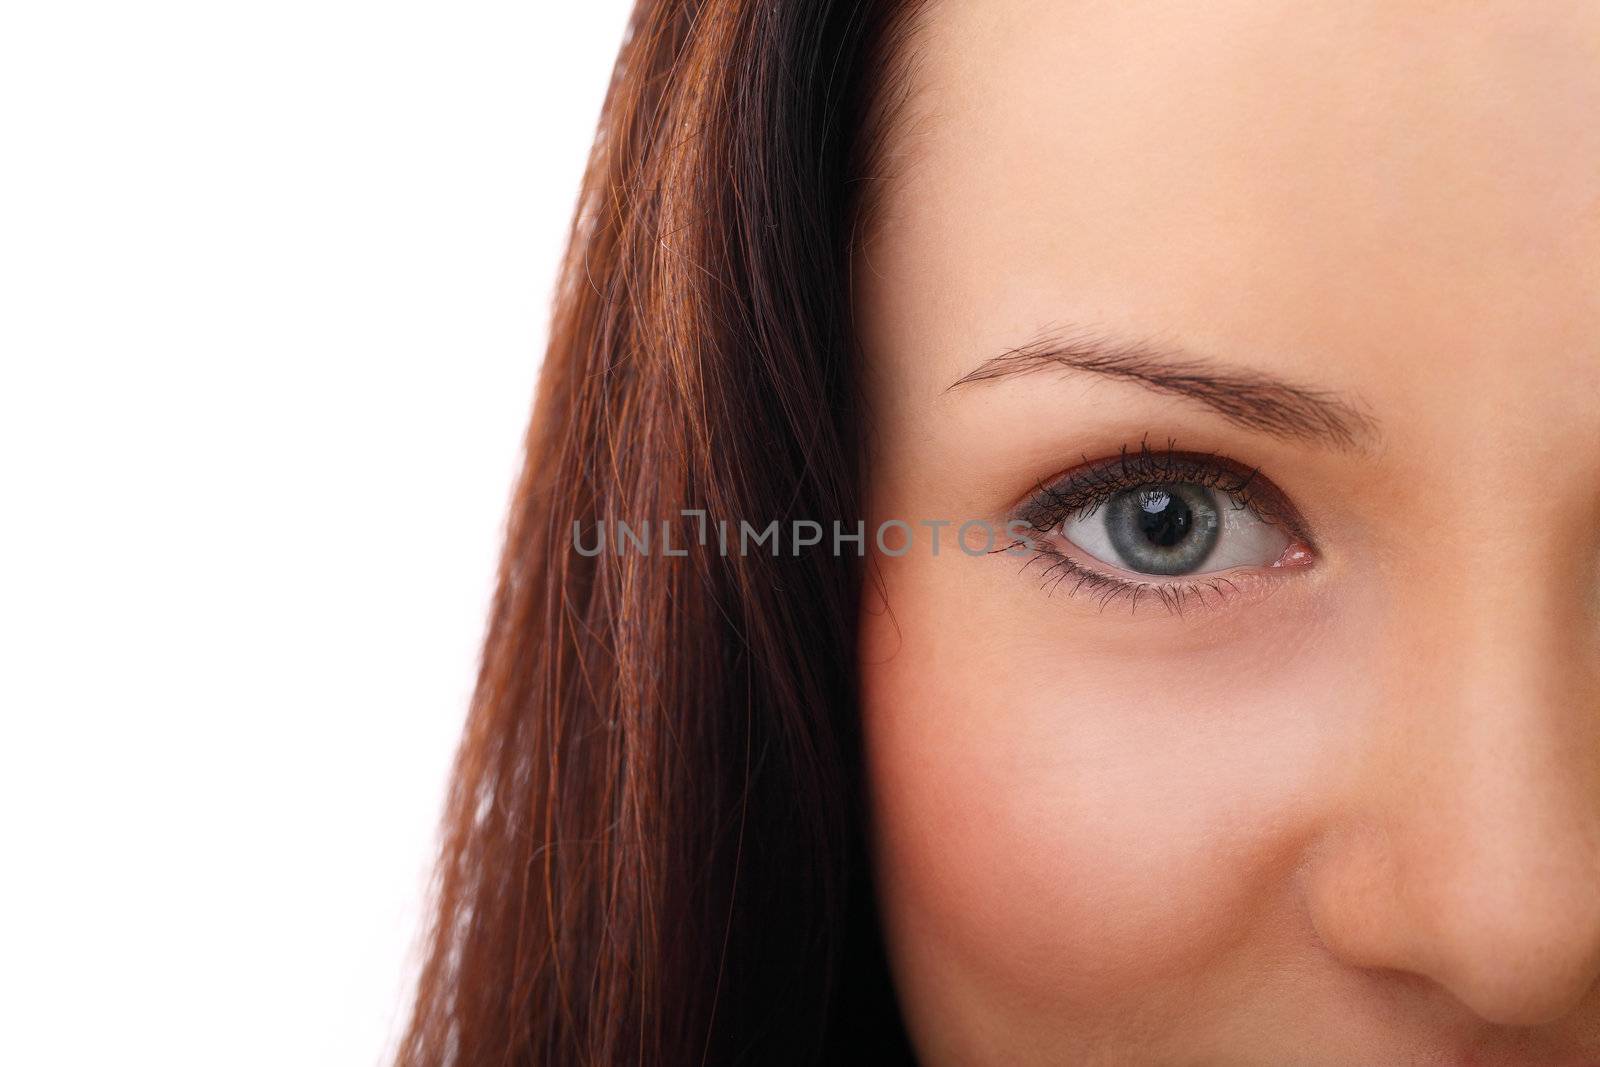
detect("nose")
[1305,567,1600,1027]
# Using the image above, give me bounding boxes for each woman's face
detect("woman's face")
[854,1,1600,1062]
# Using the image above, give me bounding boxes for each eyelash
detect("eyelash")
[1006,437,1312,615]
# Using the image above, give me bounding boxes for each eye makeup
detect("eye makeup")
[1007,437,1316,615]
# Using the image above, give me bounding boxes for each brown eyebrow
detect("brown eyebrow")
[949,327,1378,451]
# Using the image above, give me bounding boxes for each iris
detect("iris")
[1103,484,1221,575]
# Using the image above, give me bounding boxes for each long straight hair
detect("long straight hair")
[397,1,924,1062]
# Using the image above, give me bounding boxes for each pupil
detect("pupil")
[1136,488,1191,548]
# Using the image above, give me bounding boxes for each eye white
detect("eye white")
[1061,489,1292,575]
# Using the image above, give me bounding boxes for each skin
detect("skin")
[853,1,1600,1063]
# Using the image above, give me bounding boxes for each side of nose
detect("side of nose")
[1306,576,1600,1027]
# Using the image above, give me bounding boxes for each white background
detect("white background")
[0,3,634,1063]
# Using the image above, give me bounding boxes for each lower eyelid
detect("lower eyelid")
[1020,535,1311,616]
[1024,546,1239,615]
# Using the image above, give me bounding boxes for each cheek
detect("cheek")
[859,560,1352,1038]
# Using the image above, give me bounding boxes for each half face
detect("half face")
[854,1,1600,1063]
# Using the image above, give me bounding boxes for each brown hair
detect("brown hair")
[396,1,925,1062]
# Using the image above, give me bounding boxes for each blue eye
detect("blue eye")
[1061,481,1291,577]
[1103,484,1220,574]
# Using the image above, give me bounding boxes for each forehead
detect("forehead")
[860,0,1600,416]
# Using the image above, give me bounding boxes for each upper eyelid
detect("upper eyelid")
[1011,443,1310,542]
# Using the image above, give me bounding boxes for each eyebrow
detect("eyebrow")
[949,327,1378,451]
